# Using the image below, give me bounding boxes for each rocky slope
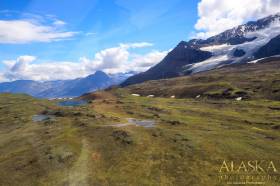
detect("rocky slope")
[254,34,280,59]
[121,42,212,86]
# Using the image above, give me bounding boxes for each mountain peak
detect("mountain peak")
[177,41,188,46]
[94,70,108,76]
[85,70,108,79]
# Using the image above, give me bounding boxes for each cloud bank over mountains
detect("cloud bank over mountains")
[195,0,280,38]
[0,43,167,82]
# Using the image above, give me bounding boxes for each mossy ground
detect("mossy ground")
[1,90,280,186]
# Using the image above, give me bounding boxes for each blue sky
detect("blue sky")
[0,0,198,64]
[0,0,278,82]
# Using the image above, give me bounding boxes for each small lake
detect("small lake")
[127,118,155,128]
[57,100,87,107]
[32,114,50,122]
[108,118,156,128]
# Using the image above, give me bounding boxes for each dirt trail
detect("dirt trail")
[68,139,91,186]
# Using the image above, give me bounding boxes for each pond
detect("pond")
[127,118,155,128]
[57,100,88,107]
[108,118,156,128]
[32,114,50,122]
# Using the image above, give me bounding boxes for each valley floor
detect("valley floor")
[0,89,280,185]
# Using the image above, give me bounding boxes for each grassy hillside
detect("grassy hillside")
[0,59,280,185]
[126,58,280,101]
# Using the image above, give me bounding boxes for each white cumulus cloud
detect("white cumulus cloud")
[52,19,66,26]
[2,55,87,81]
[119,42,154,49]
[80,42,167,74]
[0,73,6,82]
[195,0,280,38]
[0,19,76,44]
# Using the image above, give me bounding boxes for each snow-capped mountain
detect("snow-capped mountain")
[191,13,280,46]
[122,13,280,86]
[188,13,280,73]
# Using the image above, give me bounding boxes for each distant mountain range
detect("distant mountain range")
[0,71,134,98]
[121,13,280,86]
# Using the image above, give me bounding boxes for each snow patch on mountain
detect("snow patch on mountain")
[188,44,233,72]
[200,44,233,54]
[190,55,229,73]
[248,55,280,64]
[187,16,280,73]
